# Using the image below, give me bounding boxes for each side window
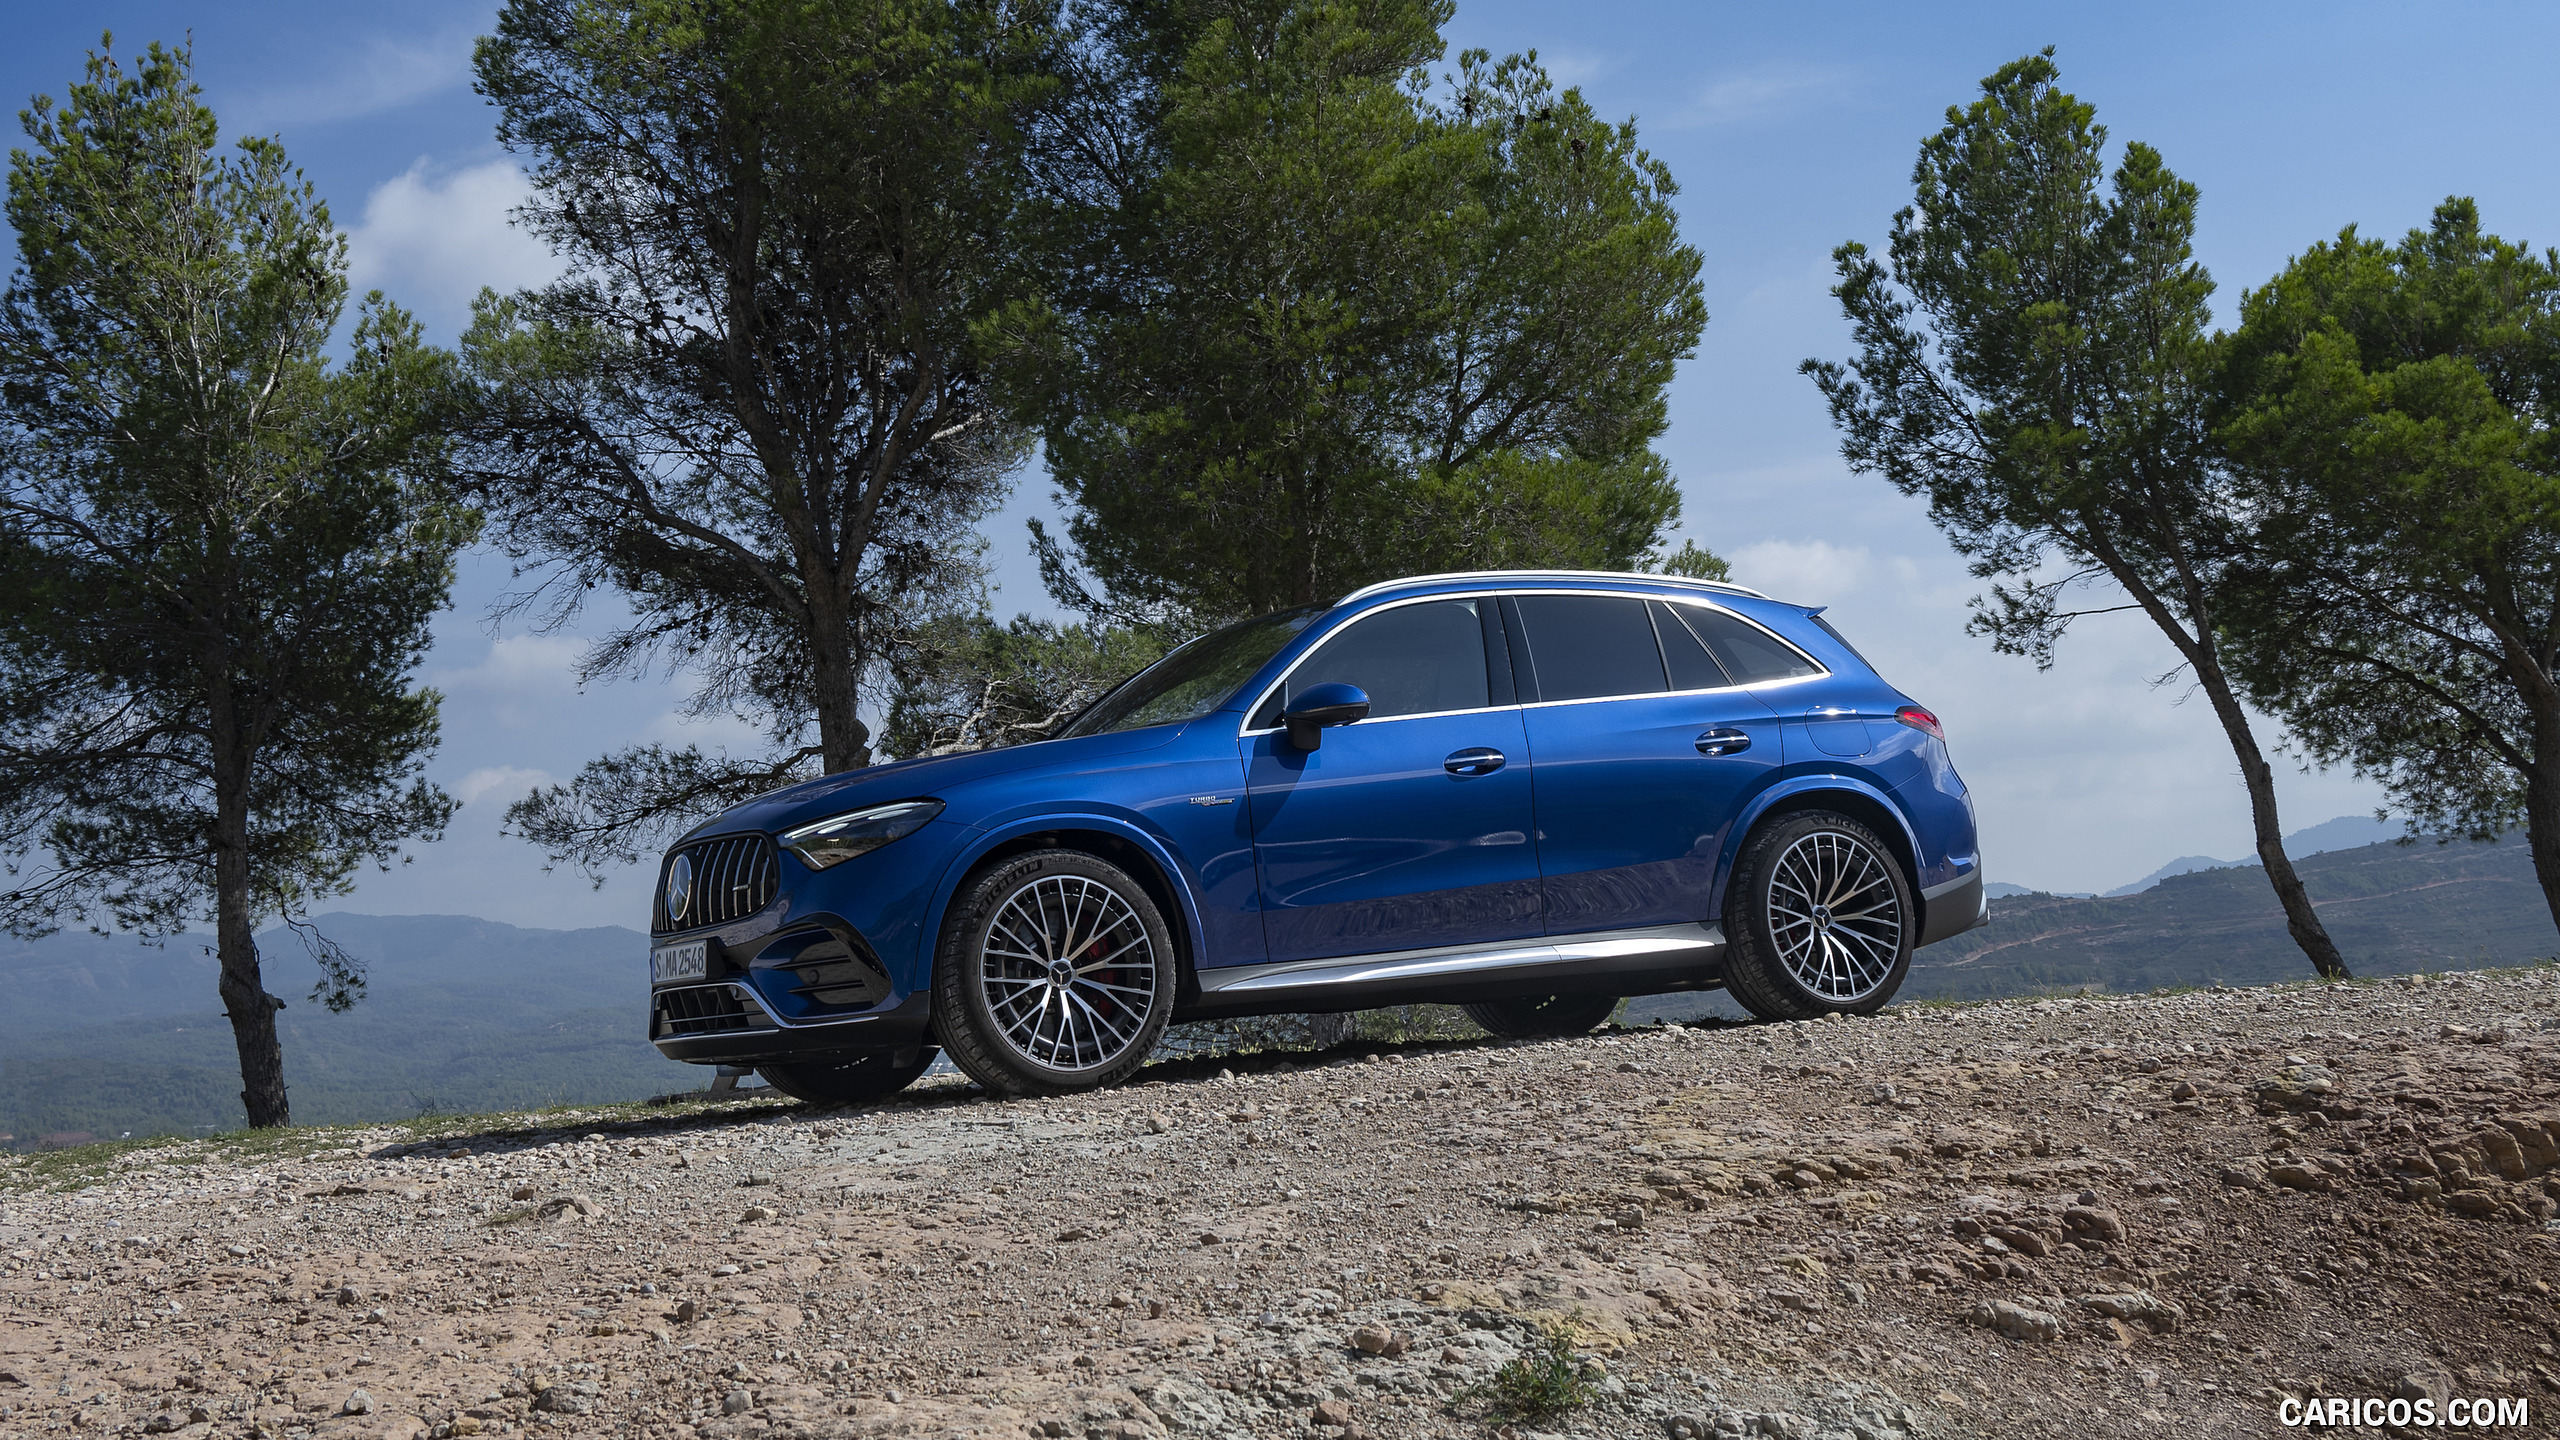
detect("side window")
[1512,594,1667,702]
[1265,599,1490,723]
[1676,606,1825,684]
[1651,601,1732,690]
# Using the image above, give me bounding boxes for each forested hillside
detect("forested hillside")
[0,915,692,1142]
[1908,832,2552,999]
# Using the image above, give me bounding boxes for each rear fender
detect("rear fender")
[1711,774,1924,924]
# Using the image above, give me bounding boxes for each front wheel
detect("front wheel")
[1462,993,1620,1038]
[931,849,1177,1096]
[757,1048,938,1105]
[1722,810,1914,1021]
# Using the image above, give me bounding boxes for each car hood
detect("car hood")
[682,724,1194,841]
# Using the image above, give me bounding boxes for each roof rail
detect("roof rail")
[1333,568,1771,608]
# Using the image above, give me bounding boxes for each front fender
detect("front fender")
[1709,772,1925,923]
[918,809,1210,992]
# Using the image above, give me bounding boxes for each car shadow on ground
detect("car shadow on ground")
[374,1016,1766,1161]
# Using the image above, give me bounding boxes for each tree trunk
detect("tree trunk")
[807,593,871,774]
[209,689,291,1127]
[2192,651,2350,980]
[2519,745,2560,941]
[1303,1012,1359,1050]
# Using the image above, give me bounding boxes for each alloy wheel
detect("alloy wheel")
[1765,829,1906,1004]
[978,873,1161,1071]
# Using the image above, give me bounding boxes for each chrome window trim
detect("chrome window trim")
[1642,594,1829,691]
[1335,568,1769,607]
[1234,591,1508,737]
[1235,586,1831,737]
[1515,668,1828,712]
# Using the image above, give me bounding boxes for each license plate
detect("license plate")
[650,941,707,985]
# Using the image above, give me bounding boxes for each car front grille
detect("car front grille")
[654,833,779,934]
[653,984,768,1038]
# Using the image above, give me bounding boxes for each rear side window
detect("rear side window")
[1650,601,1732,691]
[1674,606,1825,684]
[1512,594,1667,702]
[1266,599,1489,723]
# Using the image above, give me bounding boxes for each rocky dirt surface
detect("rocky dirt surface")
[6,968,2560,1440]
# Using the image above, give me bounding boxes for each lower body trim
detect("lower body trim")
[1178,922,1726,1021]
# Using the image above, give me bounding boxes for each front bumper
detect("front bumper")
[650,982,933,1067]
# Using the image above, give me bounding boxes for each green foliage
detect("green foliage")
[1800,48,2346,979]
[1484,1317,1596,1421]
[464,0,1066,872]
[1648,539,1731,581]
[0,39,474,1124]
[1000,2,1706,622]
[881,613,1167,758]
[2214,199,2560,922]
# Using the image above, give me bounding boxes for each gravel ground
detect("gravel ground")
[5,967,2560,1440]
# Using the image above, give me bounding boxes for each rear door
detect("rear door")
[1507,593,1788,935]
[1241,597,1543,963]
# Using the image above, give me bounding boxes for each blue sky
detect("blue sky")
[8,2,2557,927]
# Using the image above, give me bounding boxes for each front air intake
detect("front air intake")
[652,984,767,1038]
[653,833,779,934]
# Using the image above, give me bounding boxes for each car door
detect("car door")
[1241,596,1543,964]
[1507,592,1788,935]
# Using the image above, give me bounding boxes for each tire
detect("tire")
[1722,809,1914,1021]
[757,1048,938,1105]
[1462,993,1620,1038]
[931,849,1177,1096]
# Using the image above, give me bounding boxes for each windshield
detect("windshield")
[1059,606,1324,738]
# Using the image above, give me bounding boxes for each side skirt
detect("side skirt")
[1175,923,1726,1022]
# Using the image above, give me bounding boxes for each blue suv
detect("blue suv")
[644,570,1984,1101]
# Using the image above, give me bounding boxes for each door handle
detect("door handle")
[1444,747,1506,776]
[1695,728,1752,757]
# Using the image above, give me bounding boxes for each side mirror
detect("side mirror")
[1281,682,1370,751]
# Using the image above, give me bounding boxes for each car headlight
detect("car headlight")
[779,800,944,870]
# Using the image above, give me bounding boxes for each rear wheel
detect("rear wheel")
[1462,993,1620,1038]
[757,1048,937,1104]
[932,850,1176,1096]
[1722,810,1913,1021]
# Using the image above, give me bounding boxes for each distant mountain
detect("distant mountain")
[1984,881,2090,900]
[0,913,698,1143]
[1619,830,2556,1027]
[1912,831,2554,1000]
[2097,813,2402,896]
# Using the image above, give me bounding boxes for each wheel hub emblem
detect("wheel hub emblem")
[1766,831,1904,1004]
[981,873,1162,1073]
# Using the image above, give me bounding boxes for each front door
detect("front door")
[1242,597,1543,964]
[1507,593,1788,934]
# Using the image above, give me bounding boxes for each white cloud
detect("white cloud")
[454,765,554,808]
[428,633,586,694]
[1535,48,1614,90]
[1684,63,1854,127]
[236,29,476,128]
[344,159,563,338]
[1727,538,1897,602]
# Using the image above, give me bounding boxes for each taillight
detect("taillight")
[1895,705,1944,740]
